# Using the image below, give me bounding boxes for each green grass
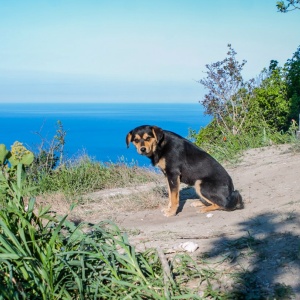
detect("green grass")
[191,125,300,164]
[27,155,160,197]
[0,163,223,300]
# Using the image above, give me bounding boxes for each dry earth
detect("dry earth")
[47,144,300,298]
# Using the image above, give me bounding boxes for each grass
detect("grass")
[0,161,229,299]
[24,146,165,220]
[191,124,300,165]
[27,154,161,198]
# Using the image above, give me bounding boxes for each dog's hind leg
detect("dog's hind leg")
[194,180,222,213]
[161,174,180,217]
[190,196,211,208]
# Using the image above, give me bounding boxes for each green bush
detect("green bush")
[190,122,298,164]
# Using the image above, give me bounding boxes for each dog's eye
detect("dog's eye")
[145,137,151,142]
[134,138,140,143]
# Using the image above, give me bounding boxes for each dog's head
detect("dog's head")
[126,125,164,156]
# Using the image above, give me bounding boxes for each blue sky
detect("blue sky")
[0,0,299,103]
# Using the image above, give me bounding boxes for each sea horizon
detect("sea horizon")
[1,102,211,166]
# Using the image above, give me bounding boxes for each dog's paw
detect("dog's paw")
[161,206,177,217]
[161,206,170,213]
[163,209,177,217]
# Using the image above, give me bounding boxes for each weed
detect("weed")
[285,211,297,221]
[223,232,260,250]
[273,283,295,299]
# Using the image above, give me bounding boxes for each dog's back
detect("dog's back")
[162,130,231,184]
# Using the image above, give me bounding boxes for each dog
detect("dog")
[126,125,243,217]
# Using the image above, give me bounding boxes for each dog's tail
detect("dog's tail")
[224,190,244,211]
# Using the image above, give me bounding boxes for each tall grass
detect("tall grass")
[191,125,299,164]
[25,120,160,198]
[27,155,160,197]
[1,163,222,299]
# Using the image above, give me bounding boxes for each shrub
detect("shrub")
[190,122,298,164]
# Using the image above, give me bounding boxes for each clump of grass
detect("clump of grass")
[28,154,160,197]
[190,123,299,164]
[26,120,161,198]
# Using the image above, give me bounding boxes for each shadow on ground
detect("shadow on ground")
[201,212,300,299]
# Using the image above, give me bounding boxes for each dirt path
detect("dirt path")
[59,144,300,298]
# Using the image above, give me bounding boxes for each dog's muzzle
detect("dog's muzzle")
[140,147,146,153]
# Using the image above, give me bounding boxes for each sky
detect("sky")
[0,0,299,103]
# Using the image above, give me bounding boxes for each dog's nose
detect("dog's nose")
[140,147,146,153]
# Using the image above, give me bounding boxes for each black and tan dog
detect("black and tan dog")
[126,125,243,217]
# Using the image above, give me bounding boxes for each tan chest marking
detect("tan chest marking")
[156,157,166,172]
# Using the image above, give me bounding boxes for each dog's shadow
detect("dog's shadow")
[179,186,213,213]
[160,185,208,213]
[178,186,202,213]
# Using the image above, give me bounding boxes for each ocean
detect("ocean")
[1,103,210,166]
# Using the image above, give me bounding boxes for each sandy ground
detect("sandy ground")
[50,144,300,298]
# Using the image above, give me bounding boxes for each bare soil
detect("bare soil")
[46,144,300,298]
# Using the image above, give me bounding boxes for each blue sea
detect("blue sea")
[1,103,210,166]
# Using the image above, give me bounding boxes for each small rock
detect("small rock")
[179,241,199,253]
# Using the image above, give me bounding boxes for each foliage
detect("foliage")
[249,61,290,132]
[277,0,300,12]
[0,142,34,168]
[0,143,35,205]
[30,120,67,177]
[191,123,296,164]
[54,120,66,165]
[195,43,300,162]
[0,145,220,299]
[285,46,300,121]
[28,155,158,197]
[198,44,255,135]
[26,120,159,197]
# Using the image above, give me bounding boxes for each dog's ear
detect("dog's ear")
[126,131,132,148]
[152,126,164,142]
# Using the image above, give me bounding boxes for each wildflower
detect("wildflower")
[11,141,31,162]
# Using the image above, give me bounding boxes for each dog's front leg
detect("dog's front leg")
[162,174,180,217]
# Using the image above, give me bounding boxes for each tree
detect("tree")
[198,44,254,135]
[249,61,290,131]
[277,0,300,12]
[285,46,300,121]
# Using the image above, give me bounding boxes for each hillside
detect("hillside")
[45,144,300,298]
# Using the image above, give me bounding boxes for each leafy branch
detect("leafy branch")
[198,44,254,135]
[277,0,300,12]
